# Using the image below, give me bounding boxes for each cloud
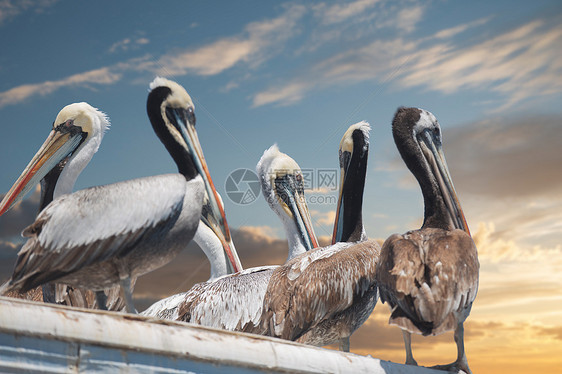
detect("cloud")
[445,115,562,199]
[0,0,59,25]
[439,115,562,247]
[153,4,306,77]
[399,19,562,111]
[0,185,40,238]
[253,81,309,107]
[0,67,122,108]
[310,209,335,226]
[236,225,279,243]
[313,0,380,25]
[395,5,425,33]
[537,326,562,341]
[252,37,416,107]
[108,37,150,53]
[433,17,491,39]
[252,13,561,110]
[0,4,306,108]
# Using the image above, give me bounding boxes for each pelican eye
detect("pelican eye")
[54,119,83,135]
[274,174,294,207]
[187,107,196,126]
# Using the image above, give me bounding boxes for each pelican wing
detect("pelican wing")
[8,174,194,292]
[262,240,380,341]
[377,228,479,335]
[172,266,276,332]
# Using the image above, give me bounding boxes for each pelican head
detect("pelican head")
[257,144,319,258]
[392,107,469,234]
[147,77,242,273]
[332,121,370,244]
[0,102,109,216]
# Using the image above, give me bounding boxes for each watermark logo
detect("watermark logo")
[225,167,339,206]
[225,168,261,205]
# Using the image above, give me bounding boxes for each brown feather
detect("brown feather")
[261,240,380,346]
[377,228,479,336]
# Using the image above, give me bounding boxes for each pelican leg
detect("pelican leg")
[402,330,418,366]
[119,277,137,314]
[339,337,350,352]
[95,291,108,311]
[431,323,471,374]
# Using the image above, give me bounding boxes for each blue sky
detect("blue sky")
[1,0,560,241]
[0,1,562,371]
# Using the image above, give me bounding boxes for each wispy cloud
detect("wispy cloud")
[399,20,562,111]
[0,4,306,107]
[1,2,559,115]
[108,37,149,53]
[395,5,425,33]
[0,0,59,25]
[313,0,381,25]
[153,4,306,76]
[252,13,561,111]
[253,38,415,107]
[433,17,491,39]
[0,67,121,108]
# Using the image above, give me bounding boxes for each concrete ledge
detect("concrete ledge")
[0,297,441,373]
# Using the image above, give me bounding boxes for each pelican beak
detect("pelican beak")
[166,106,243,273]
[200,192,243,274]
[419,129,470,234]
[275,175,319,251]
[332,150,351,244]
[0,128,85,216]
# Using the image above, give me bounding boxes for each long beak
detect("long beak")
[420,130,470,234]
[332,151,351,244]
[278,178,319,251]
[200,193,243,274]
[169,107,243,273]
[0,129,83,216]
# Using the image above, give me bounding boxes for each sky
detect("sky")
[0,1,561,373]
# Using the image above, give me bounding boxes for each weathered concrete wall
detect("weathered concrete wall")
[0,297,441,373]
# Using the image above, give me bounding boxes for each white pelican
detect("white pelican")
[141,144,319,332]
[260,122,380,352]
[0,78,231,313]
[376,107,479,373]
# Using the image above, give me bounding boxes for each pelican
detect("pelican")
[142,144,319,332]
[0,78,230,313]
[0,102,127,309]
[260,121,380,352]
[376,107,479,373]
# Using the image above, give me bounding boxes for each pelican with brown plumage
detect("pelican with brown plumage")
[0,78,233,314]
[260,121,380,352]
[142,144,319,331]
[376,107,479,373]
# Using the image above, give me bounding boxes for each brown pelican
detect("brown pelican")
[260,122,380,352]
[376,107,479,373]
[0,102,126,309]
[0,78,229,313]
[141,144,319,332]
